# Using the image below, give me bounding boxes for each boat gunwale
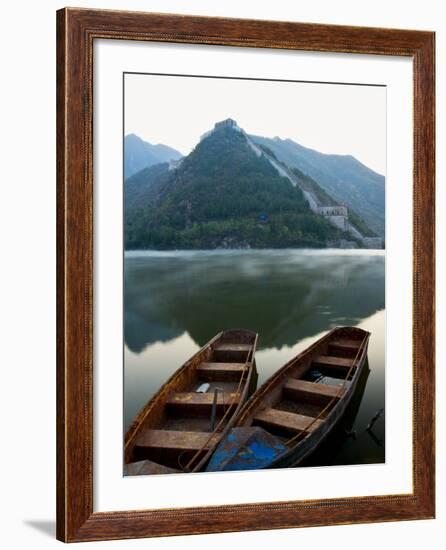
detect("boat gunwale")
[272,330,371,467]
[232,327,371,467]
[237,327,368,424]
[124,330,222,457]
[188,330,259,472]
[124,328,258,470]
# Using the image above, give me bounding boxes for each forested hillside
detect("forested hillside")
[125,125,351,249]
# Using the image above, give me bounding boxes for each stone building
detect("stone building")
[200,118,241,142]
[317,204,348,230]
[317,205,348,217]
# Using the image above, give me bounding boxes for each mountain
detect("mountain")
[124,134,182,179]
[125,162,170,213]
[250,135,385,236]
[125,119,357,250]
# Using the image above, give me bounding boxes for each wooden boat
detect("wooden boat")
[124,329,258,475]
[206,326,370,472]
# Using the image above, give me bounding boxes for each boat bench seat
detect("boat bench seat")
[134,429,220,452]
[328,339,362,357]
[212,343,251,361]
[330,339,361,350]
[253,407,323,434]
[284,378,345,404]
[214,344,251,352]
[196,362,246,381]
[312,355,356,370]
[167,391,239,410]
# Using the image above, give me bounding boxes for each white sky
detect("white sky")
[125,73,386,175]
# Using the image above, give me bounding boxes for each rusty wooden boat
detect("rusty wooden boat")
[206,326,370,472]
[124,329,258,475]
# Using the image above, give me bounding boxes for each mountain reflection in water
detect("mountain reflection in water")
[124,249,385,467]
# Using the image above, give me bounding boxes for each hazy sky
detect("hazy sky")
[125,73,386,175]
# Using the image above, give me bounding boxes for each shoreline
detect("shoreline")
[124,247,386,257]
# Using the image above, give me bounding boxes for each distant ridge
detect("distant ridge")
[251,135,385,237]
[124,134,182,179]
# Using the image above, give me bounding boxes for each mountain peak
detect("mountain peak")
[214,118,240,130]
[200,118,243,142]
[125,133,142,142]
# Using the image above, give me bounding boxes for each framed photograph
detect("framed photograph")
[56,8,435,542]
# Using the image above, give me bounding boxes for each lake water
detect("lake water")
[124,249,385,467]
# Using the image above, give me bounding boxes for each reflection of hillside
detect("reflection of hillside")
[124,311,182,355]
[124,251,385,353]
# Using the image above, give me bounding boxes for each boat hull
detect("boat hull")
[208,326,371,472]
[124,329,258,474]
[267,344,369,469]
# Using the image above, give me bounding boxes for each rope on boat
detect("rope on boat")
[344,408,385,440]
[179,365,246,472]
[178,344,254,473]
[283,332,370,448]
[367,407,384,431]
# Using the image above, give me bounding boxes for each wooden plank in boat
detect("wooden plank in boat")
[330,339,361,350]
[312,355,355,369]
[254,408,323,434]
[213,343,251,361]
[196,362,246,381]
[167,392,239,408]
[134,429,220,451]
[214,344,251,352]
[124,459,178,475]
[284,378,346,400]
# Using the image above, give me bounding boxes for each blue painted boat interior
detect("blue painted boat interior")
[206,427,287,471]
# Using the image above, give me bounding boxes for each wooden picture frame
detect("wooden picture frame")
[56,7,435,542]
